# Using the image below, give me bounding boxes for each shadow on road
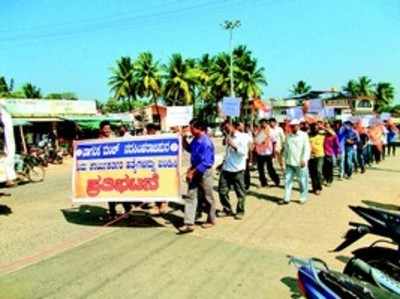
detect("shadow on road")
[0,204,12,216]
[368,167,400,174]
[61,205,172,228]
[361,200,400,211]
[247,190,282,204]
[281,277,303,299]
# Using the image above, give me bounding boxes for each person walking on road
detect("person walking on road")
[281,119,311,205]
[308,122,325,195]
[322,123,339,186]
[254,119,280,188]
[180,119,216,233]
[217,121,249,220]
[269,118,286,172]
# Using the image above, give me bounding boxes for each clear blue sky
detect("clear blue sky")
[1,0,399,103]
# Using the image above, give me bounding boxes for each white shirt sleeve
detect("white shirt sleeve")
[301,133,311,162]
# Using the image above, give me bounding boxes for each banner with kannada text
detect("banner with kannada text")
[72,134,182,203]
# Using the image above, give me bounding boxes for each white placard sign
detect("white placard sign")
[380,112,391,120]
[319,107,335,118]
[165,106,193,127]
[222,97,242,117]
[286,107,304,120]
[308,99,323,113]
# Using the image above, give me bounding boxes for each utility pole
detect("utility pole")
[222,20,241,97]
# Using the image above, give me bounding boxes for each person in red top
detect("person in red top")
[322,122,339,186]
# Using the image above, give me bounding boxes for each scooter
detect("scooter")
[289,256,400,299]
[334,205,400,281]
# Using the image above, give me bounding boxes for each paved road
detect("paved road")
[0,153,399,298]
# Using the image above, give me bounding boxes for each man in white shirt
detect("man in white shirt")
[254,119,280,187]
[234,122,253,190]
[282,119,311,205]
[217,120,248,220]
[269,118,285,171]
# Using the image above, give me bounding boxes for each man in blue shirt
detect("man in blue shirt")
[339,121,359,179]
[180,119,216,233]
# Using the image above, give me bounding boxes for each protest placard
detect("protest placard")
[72,134,182,203]
[286,107,304,120]
[380,112,391,121]
[165,106,193,128]
[319,107,335,118]
[222,97,241,117]
[308,99,323,114]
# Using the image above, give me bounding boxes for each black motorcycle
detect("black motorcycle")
[334,205,400,281]
[15,152,45,182]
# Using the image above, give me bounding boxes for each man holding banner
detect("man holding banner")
[180,119,216,233]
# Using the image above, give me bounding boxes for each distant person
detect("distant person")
[180,119,216,233]
[387,123,398,156]
[234,122,253,190]
[217,121,248,220]
[340,121,359,178]
[118,125,131,137]
[322,123,339,186]
[254,119,280,188]
[281,119,310,205]
[269,118,285,172]
[99,121,132,220]
[308,122,325,195]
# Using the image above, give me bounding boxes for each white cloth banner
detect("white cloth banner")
[165,106,193,127]
[319,107,335,118]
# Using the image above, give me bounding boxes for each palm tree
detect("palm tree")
[163,54,206,108]
[375,82,395,112]
[234,45,267,119]
[343,79,359,97]
[109,56,135,110]
[22,83,42,98]
[0,76,14,96]
[209,52,232,101]
[134,52,162,120]
[290,80,312,95]
[357,76,374,97]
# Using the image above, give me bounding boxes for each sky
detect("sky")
[1,0,399,103]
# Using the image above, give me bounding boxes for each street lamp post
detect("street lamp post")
[222,20,241,97]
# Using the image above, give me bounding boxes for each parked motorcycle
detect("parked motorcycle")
[334,205,400,281]
[37,137,63,165]
[289,256,400,299]
[15,152,45,182]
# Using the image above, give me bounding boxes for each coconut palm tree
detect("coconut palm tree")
[234,46,267,120]
[0,76,14,96]
[209,52,232,101]
[343,79,359,97]
[290,80,312,95]
[22,83,42,98]
[134,52,162,119]
[357,76,374,97]
[375,82,395,112]
[109,56,135,110]
[163,54,205,106]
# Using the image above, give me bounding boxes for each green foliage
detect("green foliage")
[108,45,267,123]
[343,76,374,97]
[22,83,42,98]
[290,80,312,95]
[46,92,78,100]
[374,82,395,112]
